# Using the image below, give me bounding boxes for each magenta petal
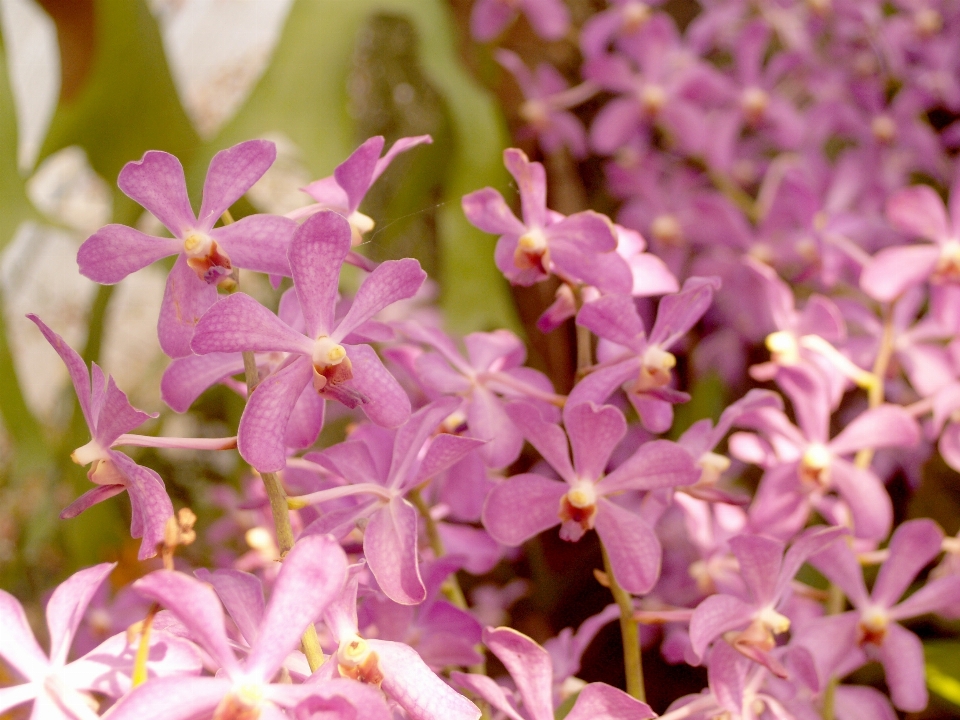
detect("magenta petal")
[198,139,276,228]
[77,224,181,284]
[191,292,311,356]
[414,434,485,485]
[451,672,525,720]
[504,402,575,482]
[774,526,846,601]
[212,214,296,277]
[245,535,347,680]
[285,383,325,450]
[46,563,115,666]
[729,535,782,604]
[549,240,634,294]
[829,459,892,540]
[483,627,553,720]
[335,259,426,341]
[564,683,655,720]
[576,295,644,349]
[461,188,526,236]
[27,315,94,428]
[470,0,515,41]
[886,185,950,240]
[688,593,753,661]
[564,402,626,481]
[504,149,547,229]
[60,484,126,519]
[161,352,245,413]
[364,498,425,605]
[891,574,960,619]
[111,451,174,560]
[290,210,352,338]
[158,254,219,358]
[482,474,565,546]
[872,519,943,608]
[828,405,920,456]
[117,150,195,237]
[567,357,637,410]
[342,343,411,428]
[650,276,721,347]
[521,0,569,40]
[194,569,264,647]
[468,389,522,469]
[594,499,661,595]
[548,211,617,253]
[132,571,239,674]
[859,245,940,303]
[335,136,384,213]
[600,439,698,493]
[811,542,870,610]
[238,356,313,472]
[833,686,897,720]
[370,639,480,720]
[878,623,926,712]
[103,675,230,720]
[372,135,432,183]
[95,376,154,446]
[0,590,49,680]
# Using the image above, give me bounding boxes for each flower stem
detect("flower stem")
[601,543,645,702]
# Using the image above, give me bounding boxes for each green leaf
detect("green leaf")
[208,0,518,333]
[38,0,199,224]
[925,639,960,707]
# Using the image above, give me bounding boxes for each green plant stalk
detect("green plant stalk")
[601,543,645,702]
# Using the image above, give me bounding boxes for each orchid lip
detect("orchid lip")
[71,438,109,467]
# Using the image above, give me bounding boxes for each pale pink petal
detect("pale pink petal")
[193,569,264,647]
[833,686,897,720]
[872,519,943,608]
[132,571,239,674]
[520,0,569,40]
[564,683,656,720]
[94,376,154,447]
[828,405,920,456]
[111,451,174,560]
[450,672,525,720]
[890,574,960,620]
[161,352,245,413]
[729,534,782,604]
[335,137,384,213]
[594,499,661,595]
[60,484,126,519]
[0,590,49,680]
[464,329,526,371]
[576,294,644,349]
[829,459,893,540]
[470,0,516,41]
[342,343,412,428]
[628,252,679,296]
[237,356,314,472]
[462,188,526,236]
[504,402,575,482]
[301,175,349,208]
[483,627,553,720]
[27,315,94,428]
[878,623,926,712]
[590,97,642,155]
[688,593,754,660]
[372,135,433,183]
[468,388,522,469]
[117,150,195,237]
[290,210,352,338]
[414,435,485,485]
[285,679,393,719]
[191,292,312,356]
[886,185,950,241]
[600,439,698,493]
[285,384,325,450]
[46,563,115,666]
[198,139,276,228]
[564,402,626,481]
[334,259,426,342]
[482,473,566,546]
[364,498,425,605]
[650,276,722,348]
[101,675,230,720]
[773,526,846,601]
[859,245,940,303]
[388,398,461,487]
[549,240,634,294]
[0,684,37,715]
[567,357,638,409]
[504,149,547,228]
[810,542,871,609]
[77,224,181,284]
[245,535,347,680]
[370,639,480,720]
[158,254,219,358]
[212,214,296,277]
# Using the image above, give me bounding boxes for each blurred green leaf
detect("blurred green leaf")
[209,0,518,333]
[925,639,960,707]
[39,0,199,224]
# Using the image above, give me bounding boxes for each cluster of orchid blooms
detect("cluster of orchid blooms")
[5,0,960,719]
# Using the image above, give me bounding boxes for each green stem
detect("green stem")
[601,543,645,702]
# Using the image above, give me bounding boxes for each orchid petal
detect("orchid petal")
[689,594,754,660]
[0,590,49,680]
[117,150,195,237]
[46,563,115,667]
[595,499,662,595]
[157,254,219,358]
[101,675,230,720]
[364,498,425,605]
[505,402,575,483]
[600,439,698,493]
[342,343,412,428]
[194,569,265,647]
[860,245,940,303]
[212,214,296,277]
[886,185,950,241]
[27,315,94,429]
[564,402,626,481]
[111,451,174,559]
[576,295,644,349]
[462,188,526,236]
[729,534,783,605]
[482,473,566,546]
[290,210,352,338]
[335,136,384,213]
[828,405,920,457]
[192,292,311,356]
[878,623,926,712]
[565,683,656,720]
[77,224,180,284]
[94,376,154,447]
[198,139,276,228]
[334,259,426,342]
[872,519,944,608]
[483,627,554,720]
[372,135,433,183]
[161,352,245,413]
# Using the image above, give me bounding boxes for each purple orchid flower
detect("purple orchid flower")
[483,401,698,594]
[313,565,481,720]
[405,323,562,468]
[294,134,432,247]
[688,526,845,676]
[462,148,631,291]
[106,534,389,720]
[571,276,720,433]
[809,519,960,712]
[861,170,960,302]
[77,139,297,357]
[0,563,200,719]
[470,0,570,41]
[453,626,654,720]
[580,0,665,59]
[295,398,484,605]
[191,210,424,472]
[29,315,173,559]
